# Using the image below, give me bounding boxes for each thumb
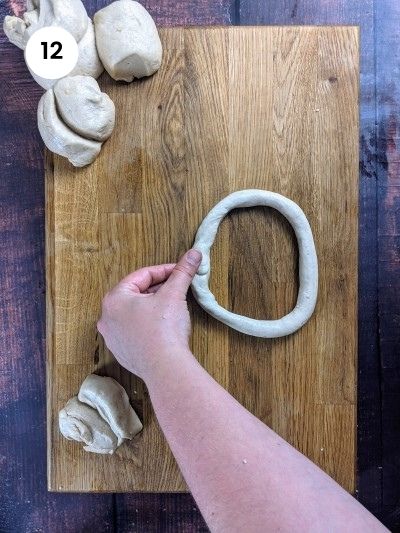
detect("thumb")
[161,249,202,298]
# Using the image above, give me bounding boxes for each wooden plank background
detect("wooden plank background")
[1,0,400,530]
[47,26,358,494]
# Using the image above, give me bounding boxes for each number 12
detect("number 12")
[41,41,63,59]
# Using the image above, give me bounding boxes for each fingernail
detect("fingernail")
[187,249,202,266]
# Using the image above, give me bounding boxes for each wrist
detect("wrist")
[141,343,196,386]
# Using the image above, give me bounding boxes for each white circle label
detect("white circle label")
[25,26,79,80]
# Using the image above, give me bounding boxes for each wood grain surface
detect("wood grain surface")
[238,2,383,518]
[2,0,399,530]
[46,26,359,493]
[0,1,229,530]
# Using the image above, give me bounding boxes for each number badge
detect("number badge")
[25,26,79,80]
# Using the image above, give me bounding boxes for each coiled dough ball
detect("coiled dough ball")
[37,75,115,167]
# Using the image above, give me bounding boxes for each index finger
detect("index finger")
[117,263,176,294]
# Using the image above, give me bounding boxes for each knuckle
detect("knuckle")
[102,291,115,311]
[101,299,109,314]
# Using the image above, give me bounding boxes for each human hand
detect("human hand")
[97,249,202,380]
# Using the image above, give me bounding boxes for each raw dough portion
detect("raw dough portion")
[3,0,88,50]
[37,89,102,167]
[70,20,104,80]
[94,0,162,82]
[191,189,319,338]
[78,374,143,445]
[4,2,102,90]
[54,76,115,141]
[27,0,88,42]
[31,20,104,90]
[28,70,57,91]
[3,15,28,49]
[59,396,118,454]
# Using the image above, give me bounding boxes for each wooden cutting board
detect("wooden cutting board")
[46,26,359,492]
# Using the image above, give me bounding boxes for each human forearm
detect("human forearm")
[145,347,386,533]
[97,250,386,532]
[145,346,268,530]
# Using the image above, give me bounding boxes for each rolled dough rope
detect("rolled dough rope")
[191,189,318,338]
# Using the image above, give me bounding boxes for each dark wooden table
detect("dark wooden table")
[1,0,399,531]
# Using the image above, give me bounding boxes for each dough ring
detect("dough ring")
[191,189,318,338]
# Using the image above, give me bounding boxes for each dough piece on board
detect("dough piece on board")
[54,76,115,142]
[4,3,102,90]
[70,20,104,80]
[191,189,319,338]
[78,374,143,445]
[37,89,102,167]
[4,0,88,51]
[94,0,162,82]
[29,20,103,90]
[59,396,118,454]
[28,0,88,42]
